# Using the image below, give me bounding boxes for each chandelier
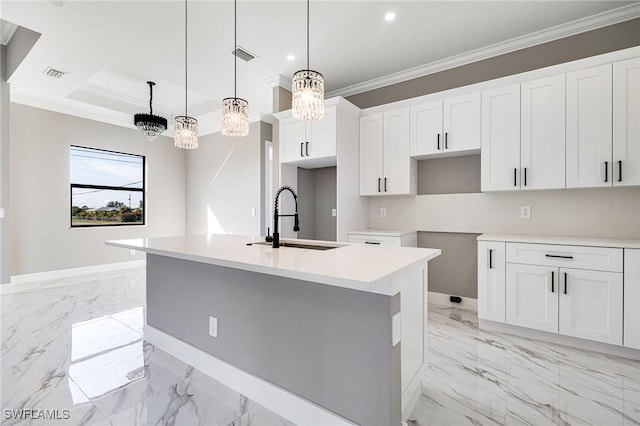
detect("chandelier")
[134,81,167,141]
[291,0,324,121]
[174,0,198,149]
[222,0,249,137]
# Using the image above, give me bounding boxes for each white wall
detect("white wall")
[186,121,269,236]
[10,104,186,276]
[368,188,640,239]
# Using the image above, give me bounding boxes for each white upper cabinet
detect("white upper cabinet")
[279,105,337,166]
[443,93,481,153]
[521,74,566,190]
[360,114,384,196]
[410,101,442,156]
[566,65,613,188]
[481,85,521,191]
[360,109,416,196]
[613,57,640,186]
[410,93,480,158]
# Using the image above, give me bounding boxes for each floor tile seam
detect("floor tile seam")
[67,374,114,426]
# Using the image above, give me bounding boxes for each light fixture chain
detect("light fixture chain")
[149,82,153,115]
[185,0,188,116]
[306,0,309,69]
[234,0,237,99]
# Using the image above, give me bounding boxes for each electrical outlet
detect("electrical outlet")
[331,208,337,217]
[251,208,256,217]
[380,207,387,218]
[520,206,531,219]
[130,249,136,256]
[391,313,401,346]
[209,316,218,338]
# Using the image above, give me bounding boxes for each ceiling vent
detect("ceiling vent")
[232,46,257,62]
[43,67,68,79]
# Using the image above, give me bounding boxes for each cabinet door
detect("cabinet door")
[624,249,640,349]
[558,268,622,345]
[280,116,307,164]
[478,242,506,322]
[308,105,337,159]
[506,263,558,333]
[383,108,411,195]
[443,93,481,153]
[613,58,640,186]
[521,75,566,190]
[481,85,521,192]
[566,65,613,188]
[410,101,443,156]
[360,114,384,196]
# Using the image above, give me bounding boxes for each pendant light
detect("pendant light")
[221,0,249,137]
[134,81,167,141]
[174,0,198,149]
[291,0,324,121]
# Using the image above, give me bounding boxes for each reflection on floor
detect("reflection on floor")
[1,268,291,426]
[1,267,639,425]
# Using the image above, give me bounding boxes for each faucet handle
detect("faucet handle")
[265,227,273,243]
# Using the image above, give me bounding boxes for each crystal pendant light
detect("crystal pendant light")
[134,81,167,141]
[291,0,324,121]
[222,0,249,137]
[174,0,198,149]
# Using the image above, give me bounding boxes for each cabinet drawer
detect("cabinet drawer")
[506,243,622,272]
[348,234,401,246]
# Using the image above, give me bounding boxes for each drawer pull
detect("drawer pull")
[365,241,381,245]
[545,254,574,259]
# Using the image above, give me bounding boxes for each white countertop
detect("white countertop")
[347,229,417,237]
[106,234,440,296]
[478,234,640,249]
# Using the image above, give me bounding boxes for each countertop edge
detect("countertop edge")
[477,234,640,249]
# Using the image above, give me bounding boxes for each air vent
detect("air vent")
[43,66,68,78]
[232,46,257,62]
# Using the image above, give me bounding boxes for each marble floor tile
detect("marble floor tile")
[2,268,639,426]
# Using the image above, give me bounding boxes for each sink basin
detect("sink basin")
[248,241,340,251]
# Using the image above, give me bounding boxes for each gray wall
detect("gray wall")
[347,19,640,109]
[297,166,337,241]
[0,46,10,283]
[418,155,481,195]
[419,232,481,298]
[147,254,400,426]
[185,121,271,236]
[10,104,186,275]
[357,20,640,299]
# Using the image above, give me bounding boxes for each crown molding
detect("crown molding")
[326,4,640,98]
[264,74,292,90]
[0,20,18,46]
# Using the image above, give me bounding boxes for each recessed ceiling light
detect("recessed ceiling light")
[287,54,295,61]
[384,11,396,22]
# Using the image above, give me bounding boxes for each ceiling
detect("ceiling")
[1,1,638,135]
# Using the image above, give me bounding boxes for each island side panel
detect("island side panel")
[146,254,401,426]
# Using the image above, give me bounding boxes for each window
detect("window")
[70,146,145,227]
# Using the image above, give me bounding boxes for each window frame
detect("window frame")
[70,145,146,228]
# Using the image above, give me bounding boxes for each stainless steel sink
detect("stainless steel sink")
[248,241,339,251]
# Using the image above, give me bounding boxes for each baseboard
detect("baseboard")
[2,260,145,292]
[428,291,477,312]
[480,319,640,361]
[143,325,355,426]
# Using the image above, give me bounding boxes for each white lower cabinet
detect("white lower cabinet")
[624,249,640,349]
[478,236,631,349]
[558,268,622,345]
[477,241,506,322]
[506,263,558,333]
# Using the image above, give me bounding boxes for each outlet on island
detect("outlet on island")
[209,316,218,338]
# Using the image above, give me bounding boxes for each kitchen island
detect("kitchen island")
[106,234,440,426]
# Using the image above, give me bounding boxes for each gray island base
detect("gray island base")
[106,235,441,425]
